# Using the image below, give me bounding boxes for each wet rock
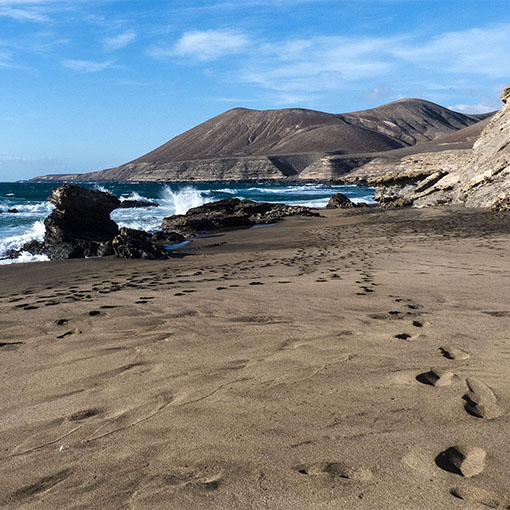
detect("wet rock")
[326,193,356,209]
[112,227,168,259]
[7,208,19,213]
[161,198,318,237]
[151,231,185,244]
[43,184,120,260]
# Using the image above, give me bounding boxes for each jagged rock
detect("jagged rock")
[438,445,486,478]
[43,184,120,260]
[326,193,356,209]
[117,200,159,208]
[112,227,168,259]
[502,86,510,104]
[490,194,509,211]
[162,198,319,237]
[7,208,19,213]
[151,231,186,244]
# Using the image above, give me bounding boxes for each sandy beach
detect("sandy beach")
[1,205,509,509]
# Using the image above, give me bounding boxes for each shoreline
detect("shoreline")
[1,205,509,509]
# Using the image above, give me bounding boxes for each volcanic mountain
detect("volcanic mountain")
[33,99,492,182]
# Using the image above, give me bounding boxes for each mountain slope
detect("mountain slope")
[31,99,493,182]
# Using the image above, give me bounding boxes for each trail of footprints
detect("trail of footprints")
[386,296,508,506]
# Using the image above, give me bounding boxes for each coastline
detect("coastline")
[1,205,509,509]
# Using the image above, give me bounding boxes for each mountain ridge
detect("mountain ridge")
[31,99,493,183]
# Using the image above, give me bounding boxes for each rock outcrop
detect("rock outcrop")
[326,193,356,209]
[43,184,120,259]
[17,184,167,261]
[162,198,318,237]
[369,87,510,208]
[112,228,168,259]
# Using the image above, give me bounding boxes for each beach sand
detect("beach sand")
[0,206,509,509]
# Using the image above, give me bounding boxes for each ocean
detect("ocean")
[0,181,375,265]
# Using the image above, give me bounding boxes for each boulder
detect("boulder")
[117,199,159,208]
[326,193,356,209]
[151,231,186,244]
[112,227,168,259]
[7,208,19,213]
[162,198,318,237]
[43,184,120,259]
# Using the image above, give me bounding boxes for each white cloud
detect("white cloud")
[238,36,400,92]
[152,29,249,61]
[62,58,114,72]
[394,24,510,78]
[104,30,137,50]
[0,6,49,21]
[447,103,498,114]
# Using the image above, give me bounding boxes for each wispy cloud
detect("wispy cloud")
[150,29,249,61]
[447,103,498,114]
[62,58,114,72]
[103,29,136,50]
[238,35,401,93]
[394,24,510,79]
[0,6,49,21]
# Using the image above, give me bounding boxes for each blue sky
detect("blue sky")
[0,0,509,180]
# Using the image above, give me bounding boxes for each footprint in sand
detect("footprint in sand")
[450,486,509,508]
[295,462,372,482]
[440,346,470,361]
[416,368,454,387]
[0,341,24,350]
[463,377,504,419]
[436,445,486,478]
[6,470,72,504]
[56,328,81,339]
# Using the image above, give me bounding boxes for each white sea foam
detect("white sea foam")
[7,201,55,215]
[0,220,46,260]
[0,251,49,265]
[120,191,148,202]
[160,185,210,215]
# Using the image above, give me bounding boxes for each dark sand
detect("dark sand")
[0,206,509,509]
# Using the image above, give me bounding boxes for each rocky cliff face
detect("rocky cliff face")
[369,87,510,209]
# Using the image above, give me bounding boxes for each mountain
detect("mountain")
[32,99,492,183]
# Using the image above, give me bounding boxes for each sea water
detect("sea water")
[0,181,375,264]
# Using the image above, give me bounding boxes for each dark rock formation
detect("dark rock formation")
[43,184,120,259]
[7,208,19,213]
[162,198,319,237]
[117,200,159,208]
[151,231,186,244]
[112,228,168,259]
[326,193,356,209]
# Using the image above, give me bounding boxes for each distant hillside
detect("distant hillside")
[32,99,492,183]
